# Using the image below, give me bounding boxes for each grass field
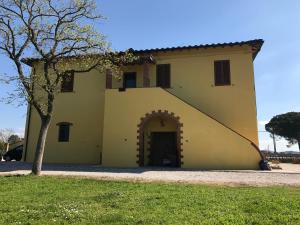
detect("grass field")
[0,175,299,225]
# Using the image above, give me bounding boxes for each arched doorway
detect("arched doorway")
[137,110,183,167]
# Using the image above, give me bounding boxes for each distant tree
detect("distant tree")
[0,141,4,159]
[0,0,134,175]
[8,134,21,144]
[0,140,6,153]
[0,128,14,151]
[265,112,300,152]
[269,132,280,153]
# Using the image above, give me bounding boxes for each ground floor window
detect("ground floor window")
[57,122,72,142]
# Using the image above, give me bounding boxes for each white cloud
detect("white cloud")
[257,120,269,132]
[258,120,268,126]
[15,127,25,138]
[259,134,299,152]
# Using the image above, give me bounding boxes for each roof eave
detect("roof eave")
[21,39,264,67]
[132,39,264,61]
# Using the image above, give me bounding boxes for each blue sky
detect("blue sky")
[0,0,299,151]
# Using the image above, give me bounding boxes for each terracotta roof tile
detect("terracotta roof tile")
[131,39,264,59]
[22,39,264,66]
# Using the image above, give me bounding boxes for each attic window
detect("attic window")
[61,72,74,92]
[214,60,231,86]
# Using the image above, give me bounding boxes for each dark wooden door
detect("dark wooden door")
[149,132,178,167]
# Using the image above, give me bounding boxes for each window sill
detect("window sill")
[60,91,76,93]
[212,84,234,87]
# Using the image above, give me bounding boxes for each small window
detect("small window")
[123,72,137,88]
[156,64,171,88]
[61,72,74,92]
[57,122,72,142]
[214,60,231,86]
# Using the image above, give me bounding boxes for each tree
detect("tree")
[0,140,4,159]
[0,128,14,151]
[0,140,4,149]
[8,134,21,144]
[0,0,134,175]
[265,112,300,152]
[270,132,278,153]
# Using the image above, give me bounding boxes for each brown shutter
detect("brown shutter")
[106,69,112,89]
[156,64,170,88]
[165,64,170,88]
[223,60,231,84]
[143,63,150,87]
[214,60,230,86]
[214,61,222,85]
[156,65,162,87]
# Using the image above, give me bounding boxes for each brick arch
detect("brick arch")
[136,110,183,167]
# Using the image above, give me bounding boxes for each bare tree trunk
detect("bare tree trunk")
[5,143,9,152]
[298,139,300,152]
[32,116,51,175]
[272,133,277,153]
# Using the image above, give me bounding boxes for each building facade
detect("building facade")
[23,39,264,169]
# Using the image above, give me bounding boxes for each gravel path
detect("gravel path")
[1,162,300,187]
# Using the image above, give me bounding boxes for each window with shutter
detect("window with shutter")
[214,60,231,86]
[57,122,72,142]
[156,64,171,88]
[61,72,74,92]
[123,72,137,88]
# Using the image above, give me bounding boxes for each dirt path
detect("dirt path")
[1,162,300,187]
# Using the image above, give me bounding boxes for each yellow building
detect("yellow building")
[23,39,264,169]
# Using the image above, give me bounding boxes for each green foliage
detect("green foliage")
[0,0,136,113]
[0,141,4,150]
[0,141,5,158]
[0,128,14,153]
[0,176,300,225]
[265,112,300,150]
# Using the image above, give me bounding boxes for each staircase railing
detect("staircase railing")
[160,87,263,159]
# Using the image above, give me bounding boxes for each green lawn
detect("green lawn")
[0,176,300,225]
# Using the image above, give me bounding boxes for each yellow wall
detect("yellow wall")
[112,46,258,145]
[24,44,261,169]
[25,69,105,164]
[102,88,261,169]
